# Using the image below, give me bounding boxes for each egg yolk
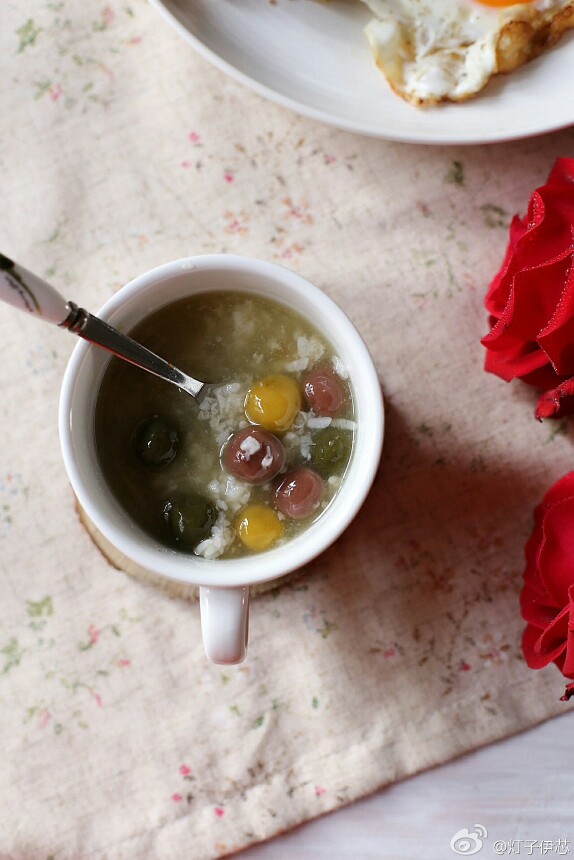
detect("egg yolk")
[245,374,301,432]
[235,504,284,551]
[476,0,533,5]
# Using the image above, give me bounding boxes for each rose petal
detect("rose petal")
[520,506,548,611]
[547,157,574,188]
[530,474,574,553]
[483,258,572,359]
[482,158,574,401]
[484,214,529,316]
[514,260,572,340]
[521,473,574,679]
[483,324,553,383]
[520,196,574,268]
[537,253,574,375]
[535,377,574,419]
[537,472,574,510]
[536,495,574,606]
[559,602,574,678]
[522,604,569,669]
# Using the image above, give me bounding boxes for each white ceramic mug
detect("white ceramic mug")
[59,255,384,664]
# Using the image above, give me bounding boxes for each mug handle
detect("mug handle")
[199,585,249,664]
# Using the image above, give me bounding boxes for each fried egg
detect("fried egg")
[361,0,574,105]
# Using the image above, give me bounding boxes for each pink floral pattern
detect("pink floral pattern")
[1,1,570,857]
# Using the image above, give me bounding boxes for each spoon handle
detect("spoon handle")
[0,253,206,401]
[63,303,205,399]
[0,253,69,324]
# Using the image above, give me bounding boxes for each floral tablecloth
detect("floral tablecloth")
[1,3,573,858]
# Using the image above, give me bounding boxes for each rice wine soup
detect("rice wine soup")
[95,291,355,559]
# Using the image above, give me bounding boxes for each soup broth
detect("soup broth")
[95,291,354,559]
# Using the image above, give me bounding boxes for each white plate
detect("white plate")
[149,0,574,144]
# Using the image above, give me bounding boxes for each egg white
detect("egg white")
[361,0,574,105]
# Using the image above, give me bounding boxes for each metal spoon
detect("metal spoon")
[0,254,206,400]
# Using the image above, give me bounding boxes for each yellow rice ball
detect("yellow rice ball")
[235,504,284,552]
[244,374,301,432]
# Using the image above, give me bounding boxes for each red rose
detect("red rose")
[482,158,574,419]
[521,472,574,689]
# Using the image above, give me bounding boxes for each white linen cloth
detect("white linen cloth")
[1,3,572,857]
